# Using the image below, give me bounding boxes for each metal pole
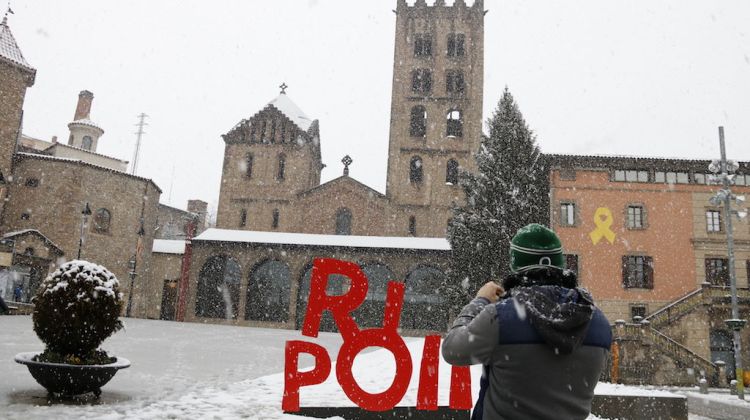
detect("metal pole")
[126,257,136,317]
[131,113,148,175]
[719,126,745,399]
[77,213,85,260]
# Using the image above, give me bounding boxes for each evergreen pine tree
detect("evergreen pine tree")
[447,88,549,308]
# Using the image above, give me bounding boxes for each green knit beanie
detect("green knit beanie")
[509,224,564,273]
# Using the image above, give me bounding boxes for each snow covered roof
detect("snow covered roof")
[266,93,313,131]
[547,153,750,172]
[0,16,34,73]
[194,229,451,251]
[15,152,163,193]
[44,142,128,164]
[68,118,104,133]
[1,229,64,254]
[153,239,186,254]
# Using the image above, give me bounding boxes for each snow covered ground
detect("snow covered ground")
[0,316,736,419]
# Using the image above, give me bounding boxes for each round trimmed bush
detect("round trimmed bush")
[33,260,124,358]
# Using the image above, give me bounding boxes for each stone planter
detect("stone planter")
[15,352,130,397]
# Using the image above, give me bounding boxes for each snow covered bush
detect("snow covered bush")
[32,260,124,363]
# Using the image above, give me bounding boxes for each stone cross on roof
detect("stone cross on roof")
[279,82,288,94]
[342,155,353,176]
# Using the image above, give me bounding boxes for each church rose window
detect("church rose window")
[93,208,111,233]
[246,259,291,323]
[196,255,242,319]
[409,105,427,137]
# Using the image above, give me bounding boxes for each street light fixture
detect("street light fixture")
[77,202,92,260]
[708,126,748,399]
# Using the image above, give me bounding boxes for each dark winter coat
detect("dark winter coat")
[442,270,612,420]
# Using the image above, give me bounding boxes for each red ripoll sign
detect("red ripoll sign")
[283,258,472,412]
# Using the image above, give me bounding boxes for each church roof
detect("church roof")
[0,16,35,73]
[1,229,64,255]
[298,175,386,199]
[266,93,313,131]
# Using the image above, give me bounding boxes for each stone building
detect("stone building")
[216,0,484,238]
[0,16,163,317]
[179,0,486,333]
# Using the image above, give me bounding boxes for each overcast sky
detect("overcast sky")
[9,0,750,213]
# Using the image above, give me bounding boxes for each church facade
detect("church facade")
[177,0,487,333]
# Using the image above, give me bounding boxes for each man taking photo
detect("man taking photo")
[442,223,612,420]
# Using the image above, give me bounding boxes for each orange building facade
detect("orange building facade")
[549,155,750,322]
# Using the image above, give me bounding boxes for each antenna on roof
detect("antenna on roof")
[279,82,288,94]
[131,113,148,175]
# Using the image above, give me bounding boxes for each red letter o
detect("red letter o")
[336,329,412,411]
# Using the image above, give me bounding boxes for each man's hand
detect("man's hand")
[476,281,504,303]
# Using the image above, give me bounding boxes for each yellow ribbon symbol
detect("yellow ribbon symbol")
[589,207,616,245]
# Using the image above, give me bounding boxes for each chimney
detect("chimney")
[73,90,94,121]
[51,136,57,143]
[187,200,208,232]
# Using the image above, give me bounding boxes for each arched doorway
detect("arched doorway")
[710,329,736,382]
[295,264,350,332]
[195,255,241,319]
[245,260,291,322]
[350,263,394,329]
[402,266,448,331]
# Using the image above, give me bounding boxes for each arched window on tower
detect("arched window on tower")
[446,109,463,137]
[82,136,93,150]
[410,106,427,137]
[245,153,253,178]
[411,69,432,94]
[409,156,423,184]
[335,208,352,235]
[408,216,417,236]
[277,154,286,181]
[446,159,459,185]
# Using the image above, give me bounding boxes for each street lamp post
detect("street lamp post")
[125,255,137,317]
[77,203,92,260]
[708,126,748,399]
[125,219,145,317]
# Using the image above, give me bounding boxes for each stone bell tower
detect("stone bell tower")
[385,0,485,237]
